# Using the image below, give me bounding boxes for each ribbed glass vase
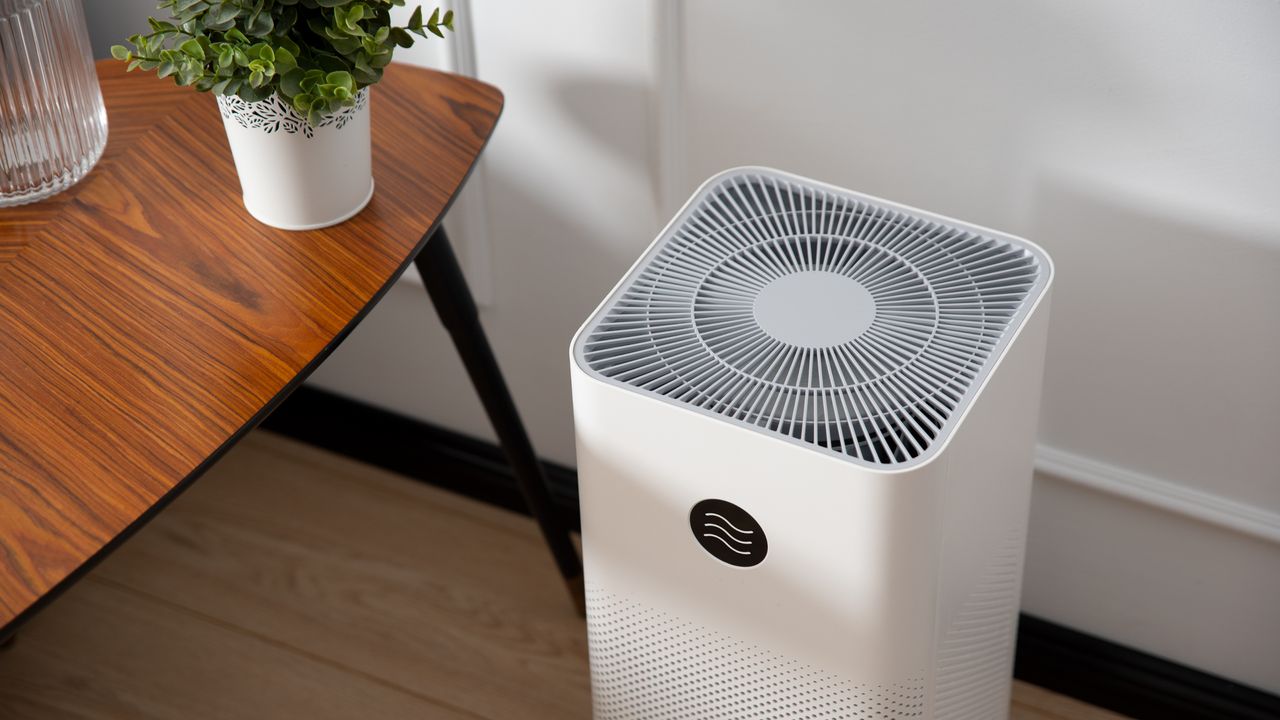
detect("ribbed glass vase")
[0,0,107,207]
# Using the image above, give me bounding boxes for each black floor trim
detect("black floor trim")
[1015,616,1279,720]
[260,384,581,528]
[262,385,1280,720]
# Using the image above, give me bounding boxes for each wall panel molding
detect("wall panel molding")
[1034,445,1280,546]
[655,0,686,219]
[395,0,493,305]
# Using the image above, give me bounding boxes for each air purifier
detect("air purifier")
[570,167,1053,719]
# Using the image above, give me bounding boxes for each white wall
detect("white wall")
[303,0,663,462]
[86,0,1280,694]
[672,0,1280,693]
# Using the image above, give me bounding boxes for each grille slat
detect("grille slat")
[579,170,1044,467]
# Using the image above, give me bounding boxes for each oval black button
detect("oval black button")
[690,499,768,567]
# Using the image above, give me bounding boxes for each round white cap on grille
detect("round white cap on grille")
[752,271,876,348]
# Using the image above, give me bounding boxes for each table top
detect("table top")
[0,60,502,632]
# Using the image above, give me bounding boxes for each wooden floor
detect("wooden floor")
[0,432,1127,719]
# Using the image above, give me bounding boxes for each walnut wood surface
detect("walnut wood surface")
[0,60,503,630]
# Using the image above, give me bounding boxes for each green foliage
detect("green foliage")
[112,1,453,123]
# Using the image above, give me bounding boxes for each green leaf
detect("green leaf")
[292,92,314,113]
[203,15,236,33]
[329,36,362,54]
[389,27,414,48]
[299,69,325,93]
[179,38,205,60]
[325,70,354,91]
[279,68,306,97]
[333,6,351,29]
[277,36,301,56]
[177,59,203,86]
[245,11,273,36]
[147,18,178,33]
[211,1,240,25]
[274,47,297,73]
[237,83,270,102]
[352,56,378,85]
[114,0,453,101]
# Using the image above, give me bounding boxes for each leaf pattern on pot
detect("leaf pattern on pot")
[216,88,368,139]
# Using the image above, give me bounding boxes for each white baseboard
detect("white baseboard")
[1035,444,1280,546]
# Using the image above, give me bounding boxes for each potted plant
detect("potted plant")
[112,1,453,230]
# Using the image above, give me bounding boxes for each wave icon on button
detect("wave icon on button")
[701,512,755,554]
[690,499,768,567]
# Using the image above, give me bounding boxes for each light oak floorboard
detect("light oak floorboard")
[0,431,1127,719]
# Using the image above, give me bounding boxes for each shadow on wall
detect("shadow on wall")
[672,0,1139,230]
[85,0,157,58]
[308,43,664,466]
[1027,164,1280,508]
[552,74,662,207]
[475,165,637,451]
[480,72,660,355]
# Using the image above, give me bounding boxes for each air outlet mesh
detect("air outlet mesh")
[587,587,926,719]
[578,169,1044,466]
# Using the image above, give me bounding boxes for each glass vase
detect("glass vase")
[0,0,107,207]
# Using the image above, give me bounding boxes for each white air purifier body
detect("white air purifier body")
[570,168,1053,720]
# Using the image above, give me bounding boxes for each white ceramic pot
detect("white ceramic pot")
[216,88,373,231]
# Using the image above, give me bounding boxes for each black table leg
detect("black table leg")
[415,227,585,615]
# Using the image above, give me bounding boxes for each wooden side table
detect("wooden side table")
[0,61,583,640]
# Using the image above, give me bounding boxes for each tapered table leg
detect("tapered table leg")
[415,227,585,615]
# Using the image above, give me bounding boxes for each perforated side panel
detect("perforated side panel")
[587,588,927,719]
[934,533,1023,720]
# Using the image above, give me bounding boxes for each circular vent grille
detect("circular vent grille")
[579,170,1043,466]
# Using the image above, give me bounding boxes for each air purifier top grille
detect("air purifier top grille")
[574,168,1050,468]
